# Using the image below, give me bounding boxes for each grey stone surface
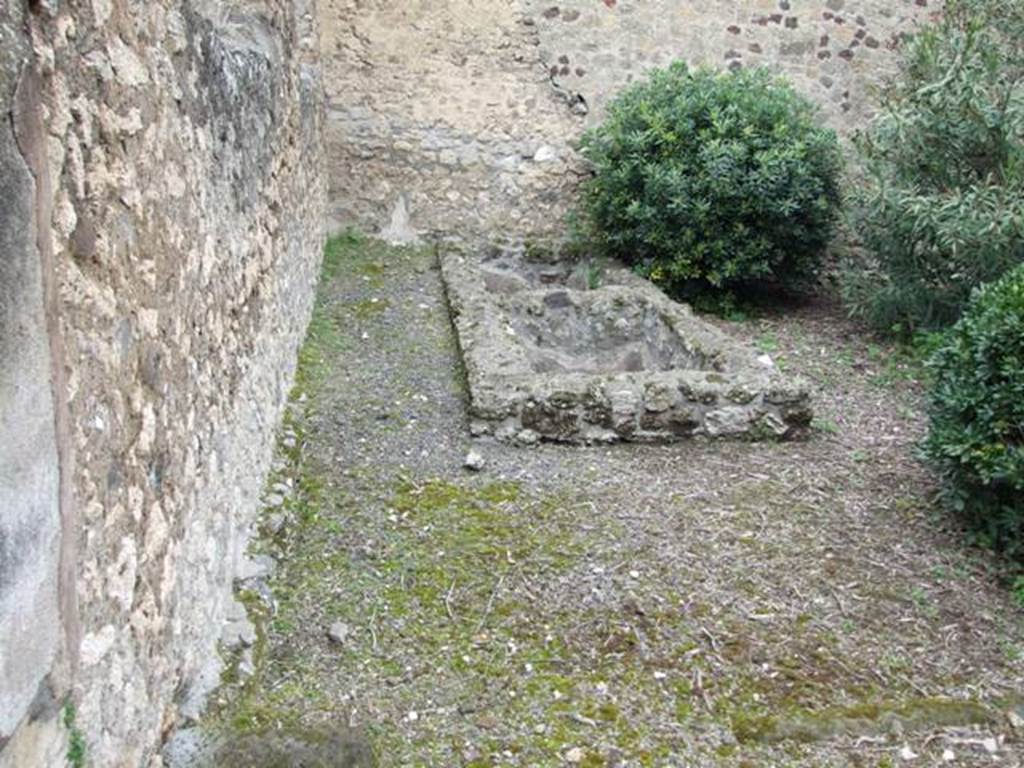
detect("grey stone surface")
[0,703,66,768]
[221,597,257,650]
[236,554,277,584]
[163,727,220,767]
[442,251,813,444]
[0,1,62,747]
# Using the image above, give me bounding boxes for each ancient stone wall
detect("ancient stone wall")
[320,0,940,245]
[0,1,325,765]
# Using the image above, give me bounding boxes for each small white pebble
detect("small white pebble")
[326,622,351,645]
[463,449,486,472]
[407,711,418,722]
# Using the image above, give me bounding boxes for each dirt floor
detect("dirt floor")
[201,234,1024,767]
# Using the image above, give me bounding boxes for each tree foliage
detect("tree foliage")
[925,263,1024,558]
[844,0,1024,334]
[577,63,842,300]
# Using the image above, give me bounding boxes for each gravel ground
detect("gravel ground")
[200,234,1024,768]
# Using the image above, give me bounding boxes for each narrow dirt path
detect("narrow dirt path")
[205,235,1023,767]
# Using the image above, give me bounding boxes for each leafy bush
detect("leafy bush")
[924,263,1024,558]
[576,62,843,299]
[844,0,1024,335]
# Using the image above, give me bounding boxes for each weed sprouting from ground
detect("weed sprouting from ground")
[63,701,87,768]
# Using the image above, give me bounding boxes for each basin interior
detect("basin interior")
[508,291,714,375]
[480,255,603,295]
[441,249,808,442]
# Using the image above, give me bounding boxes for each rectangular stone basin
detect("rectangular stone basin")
[441,250,812,444]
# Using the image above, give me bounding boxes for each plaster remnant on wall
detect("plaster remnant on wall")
[0,1,63,748]
[380,193,419,245]
[0,1,326,765]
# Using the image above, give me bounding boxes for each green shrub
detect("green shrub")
[844,0,1024,335]
[924,263,1024,558]
[576,62,843,300]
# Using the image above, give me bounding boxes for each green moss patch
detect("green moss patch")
[733,698,998,745]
